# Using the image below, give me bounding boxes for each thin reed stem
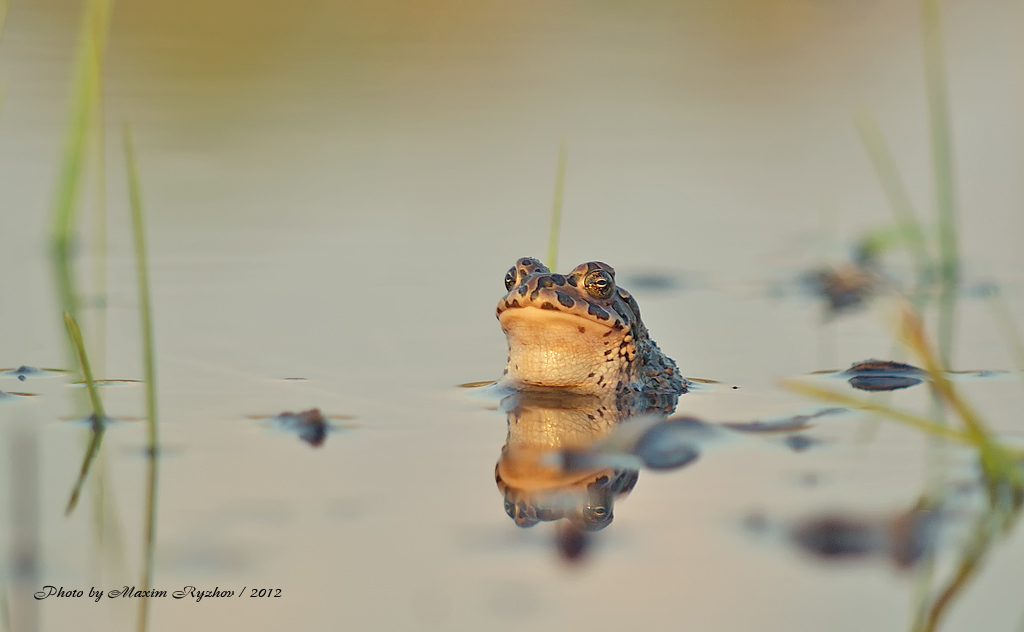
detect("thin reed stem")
[125,127,159,632]
[546,141,567,270]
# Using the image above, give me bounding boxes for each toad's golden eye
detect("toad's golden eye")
[583,269,614,299]
[504,267,518,291]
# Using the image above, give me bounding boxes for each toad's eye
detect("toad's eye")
[583,269,614,299]
[504,267,518,291]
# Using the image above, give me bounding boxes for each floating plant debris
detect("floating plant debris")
[684,377,722,385]
[722,407,844,433]
[249,408,356,447]
[810,360,1008,391]
[844,359,924,375]
[0,388,37,401]
[0,366,68,381]
[70,378,143,387]
[458,380,497,388]
[842,359,925,391]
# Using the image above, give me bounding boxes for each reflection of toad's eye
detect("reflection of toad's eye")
[504,267,518,291]
[583,270,614,299]
[581,500,613,529]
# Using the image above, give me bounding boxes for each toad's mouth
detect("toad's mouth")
[499,307,620,388]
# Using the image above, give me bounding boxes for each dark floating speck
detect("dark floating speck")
[279,409,327,447]
[280,377,308,382]
[295,414,326,446]
[1,366,67,381]
[251,408,356,447]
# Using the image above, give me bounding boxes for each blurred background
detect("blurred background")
[1,1,1023,631]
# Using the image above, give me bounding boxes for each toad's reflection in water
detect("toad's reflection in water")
[492,258,693,544]
[493,387,687,533]
[492,258,705,556]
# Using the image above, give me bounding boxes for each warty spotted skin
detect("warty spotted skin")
[496,257,684,395]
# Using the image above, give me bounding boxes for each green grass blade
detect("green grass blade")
[921,0,959,280]
[65,312,105,419]
[63,311,107,515]
[125,127,159,632]
[91,66,108,375]
[780,379,975,445]
[896,304,1023,498]
[918,510,1004,632]
[853,109,932,279]
[65,427,105,517]
[921,0,959,367]
[50,0,114,326]
[125,129,156,449]
[546,141,567,270]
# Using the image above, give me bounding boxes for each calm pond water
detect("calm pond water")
[2,1,1024,631]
